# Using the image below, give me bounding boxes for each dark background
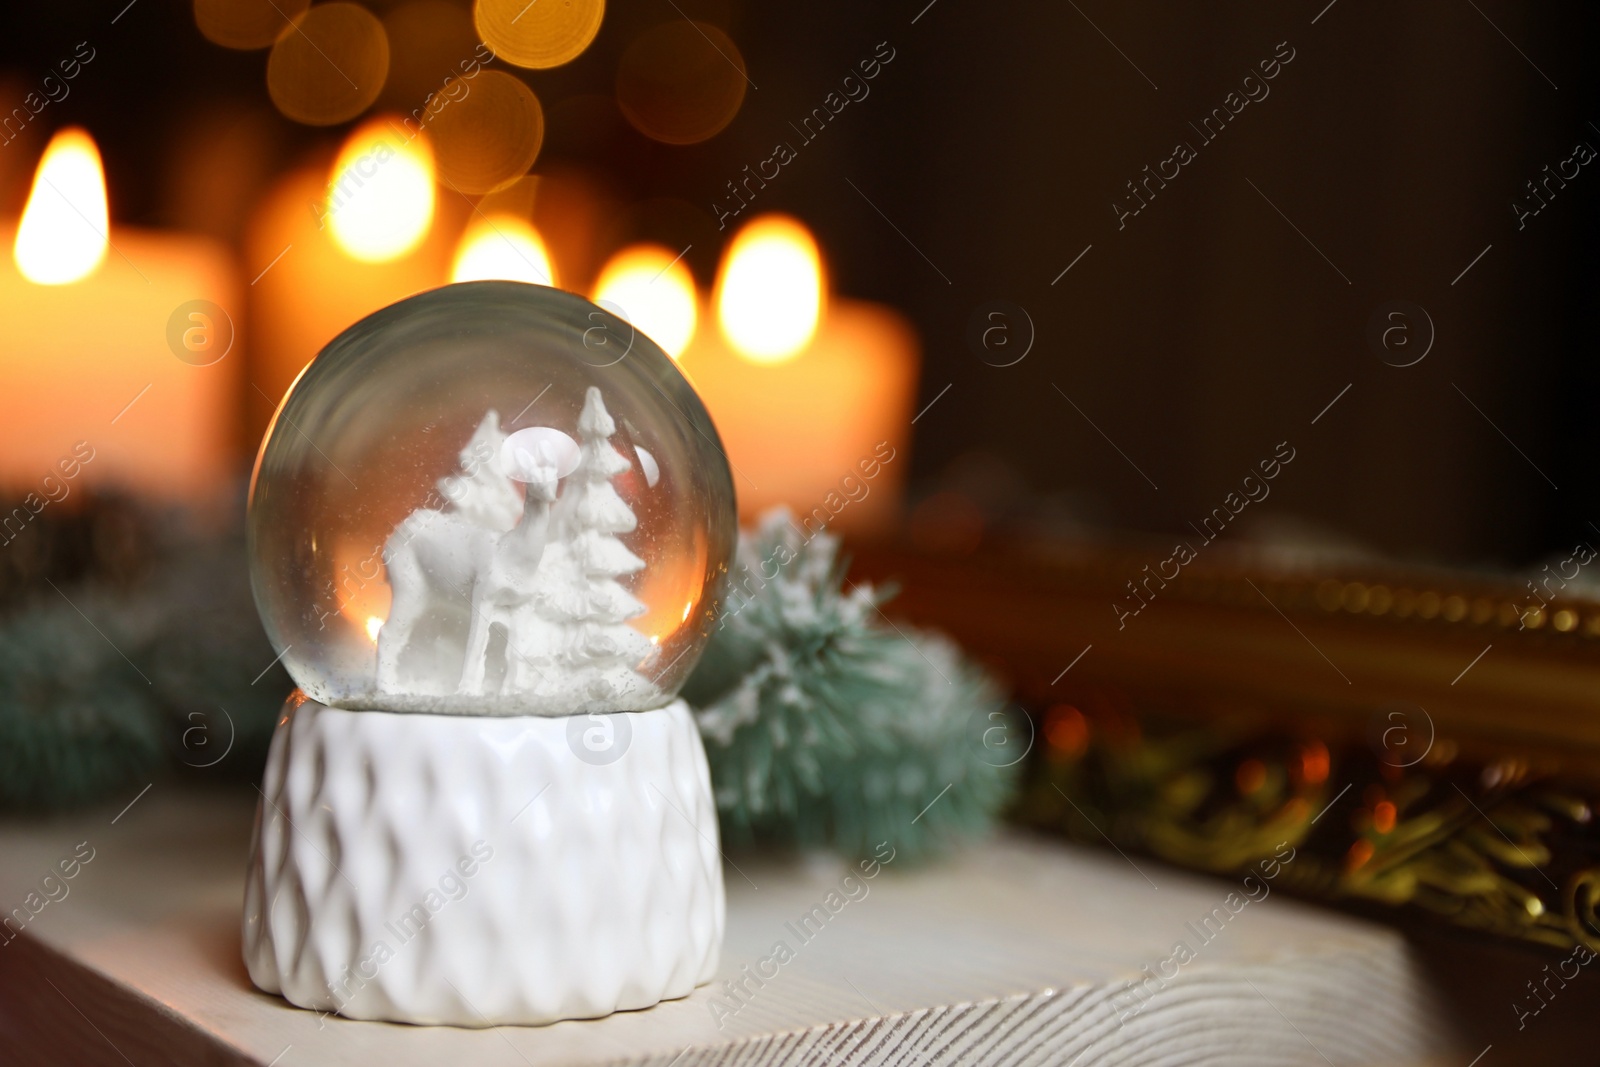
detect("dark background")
[3,0,1595,568]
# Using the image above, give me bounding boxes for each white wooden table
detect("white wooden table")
[0,786,1471,1065]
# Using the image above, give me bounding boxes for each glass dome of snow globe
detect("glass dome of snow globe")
[248,281,736,716]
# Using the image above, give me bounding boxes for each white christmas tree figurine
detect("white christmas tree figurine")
[507,386,658,712]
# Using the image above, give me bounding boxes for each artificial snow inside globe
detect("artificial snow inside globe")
[241,282,734,1027]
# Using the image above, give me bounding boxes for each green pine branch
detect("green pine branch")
[684,510,1019,860]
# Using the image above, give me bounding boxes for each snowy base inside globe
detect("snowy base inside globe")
[242,694,724,1027]
[333,682,667,718]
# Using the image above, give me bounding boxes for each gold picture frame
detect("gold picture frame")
[853,540,1600,953]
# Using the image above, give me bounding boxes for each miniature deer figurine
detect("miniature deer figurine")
[376,412,521,694]
[456,443,563,696]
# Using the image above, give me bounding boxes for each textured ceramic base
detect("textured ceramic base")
[242,694,724,1026]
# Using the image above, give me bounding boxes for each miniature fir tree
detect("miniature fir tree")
[536,387,656,706]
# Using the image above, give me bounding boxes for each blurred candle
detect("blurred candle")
[451,213,556,286]
[246,117,455,433]
[0,127,241,501]
[683,215,918,536]
[591,243,698,359]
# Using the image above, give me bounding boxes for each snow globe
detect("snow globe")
[241,282,735,1026]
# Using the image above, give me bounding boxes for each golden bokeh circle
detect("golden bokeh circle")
[616,20,747,145]
[266,3,390,126]
[425,70,545,195]
[195,0,312,50]
[474,0,604,70]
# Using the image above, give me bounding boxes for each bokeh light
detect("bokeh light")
[14,128,108,286]
[425,70,544,195]
[616,20,747,145]
[716,214,823,365]
[326,118,436,263]
[592,244,698,360]
[451,215,555,286]
[474,0,604,70]
[266,3,389,126]
[194,0,311,50]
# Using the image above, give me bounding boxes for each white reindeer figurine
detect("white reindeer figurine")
[455,439,565,695]
[375,411,524,695]
[374,409,576,694]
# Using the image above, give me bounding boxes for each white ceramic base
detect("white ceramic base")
[242,695,724,1026]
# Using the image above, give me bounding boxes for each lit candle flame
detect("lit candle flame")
[715,214,823,365]
[451,215,555,287]
[14,127,109,286]
[327,118,436,263]
[366,615,384,643]
[592,244,698,359]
